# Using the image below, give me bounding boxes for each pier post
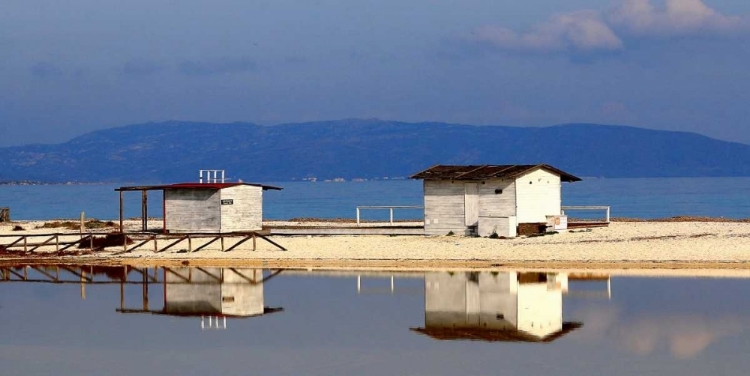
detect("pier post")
[119,191,124,233]
[141,190,148,231]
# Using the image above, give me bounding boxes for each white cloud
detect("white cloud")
[609,0,744,36]
[470,0,746,54]
[471,10,623,53]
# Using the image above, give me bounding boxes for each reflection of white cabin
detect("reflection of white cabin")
[410,164,581,237]
[164,268,270,317]
[412,271,581,342]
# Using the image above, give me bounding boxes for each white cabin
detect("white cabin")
[410,164,581,237]
[163,183,283,233]
[116,182,282,233]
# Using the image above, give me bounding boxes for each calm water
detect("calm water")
[1,177,749,220]
[1,265,750,375]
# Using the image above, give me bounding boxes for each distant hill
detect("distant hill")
[1,119,749,182]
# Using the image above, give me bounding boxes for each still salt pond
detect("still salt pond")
[1,266,750,375]
[2,177,750,220]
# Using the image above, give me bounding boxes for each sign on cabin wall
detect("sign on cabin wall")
[221,199,234,205]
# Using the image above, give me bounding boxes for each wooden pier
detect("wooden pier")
[0,230,286,255]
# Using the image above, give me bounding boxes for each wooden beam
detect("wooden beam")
[261,269,285,283]
[155,236,187,253]
[59,266,93,282]
[114,236,155,255]
[29,266,57,282]
[4,236,25,249]
[256,233,287,251]
[192,236,221,253]
[129,267,159,283]
[194,267,222,282]
[163,267,189,282]
[28,236,56,252]
[59,235,89,252]
[224,235,252,252]
[6,268,25,280]
[226,268,256,284]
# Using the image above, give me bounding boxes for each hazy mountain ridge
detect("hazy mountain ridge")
[1,119,749,182]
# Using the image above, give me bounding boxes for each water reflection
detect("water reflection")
[0,265,284,329]
[2,265,750,374]
[0,264,741,356]
[117,268,284,329]
[576,306,747,359]
[411,272,587,342]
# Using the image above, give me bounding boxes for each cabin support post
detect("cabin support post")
[119,190,124,233]
[141,190,148,232]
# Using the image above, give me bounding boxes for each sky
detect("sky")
[2,0,750,147]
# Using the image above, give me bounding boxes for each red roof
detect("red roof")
[116,182,282,191]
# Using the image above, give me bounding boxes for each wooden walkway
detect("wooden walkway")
[0,231,286,255]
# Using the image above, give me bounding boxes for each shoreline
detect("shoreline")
[4,258,750,278]
[2,220,750,274]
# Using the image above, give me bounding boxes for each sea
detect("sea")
[1,176,750,221]
[2,177,750,375]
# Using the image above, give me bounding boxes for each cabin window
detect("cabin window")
[494,189,503,194]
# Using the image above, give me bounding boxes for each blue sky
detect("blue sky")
[2,0,750,146]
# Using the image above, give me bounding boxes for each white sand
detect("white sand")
[2,220,750,266]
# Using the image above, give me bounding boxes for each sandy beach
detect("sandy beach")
[2,219,750,271]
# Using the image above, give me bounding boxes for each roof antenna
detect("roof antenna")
[199,170,225,184]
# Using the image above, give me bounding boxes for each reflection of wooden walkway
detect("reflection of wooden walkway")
[0,265,285,328]
[0,231,286,254]
[0,264,281,285]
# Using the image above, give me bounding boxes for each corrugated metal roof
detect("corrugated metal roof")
[116,182,282,192]
[410,164,582,182]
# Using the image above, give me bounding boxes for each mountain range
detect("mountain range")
[1,119,749,183]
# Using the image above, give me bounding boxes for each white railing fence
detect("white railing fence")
[561,206,611,223]
[355,205,423,226]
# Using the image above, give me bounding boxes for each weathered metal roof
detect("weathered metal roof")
[410,322,583,343]
[410,164,582,182]
[115,182,282,192]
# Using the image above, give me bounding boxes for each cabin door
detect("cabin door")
[464,183,479,226]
